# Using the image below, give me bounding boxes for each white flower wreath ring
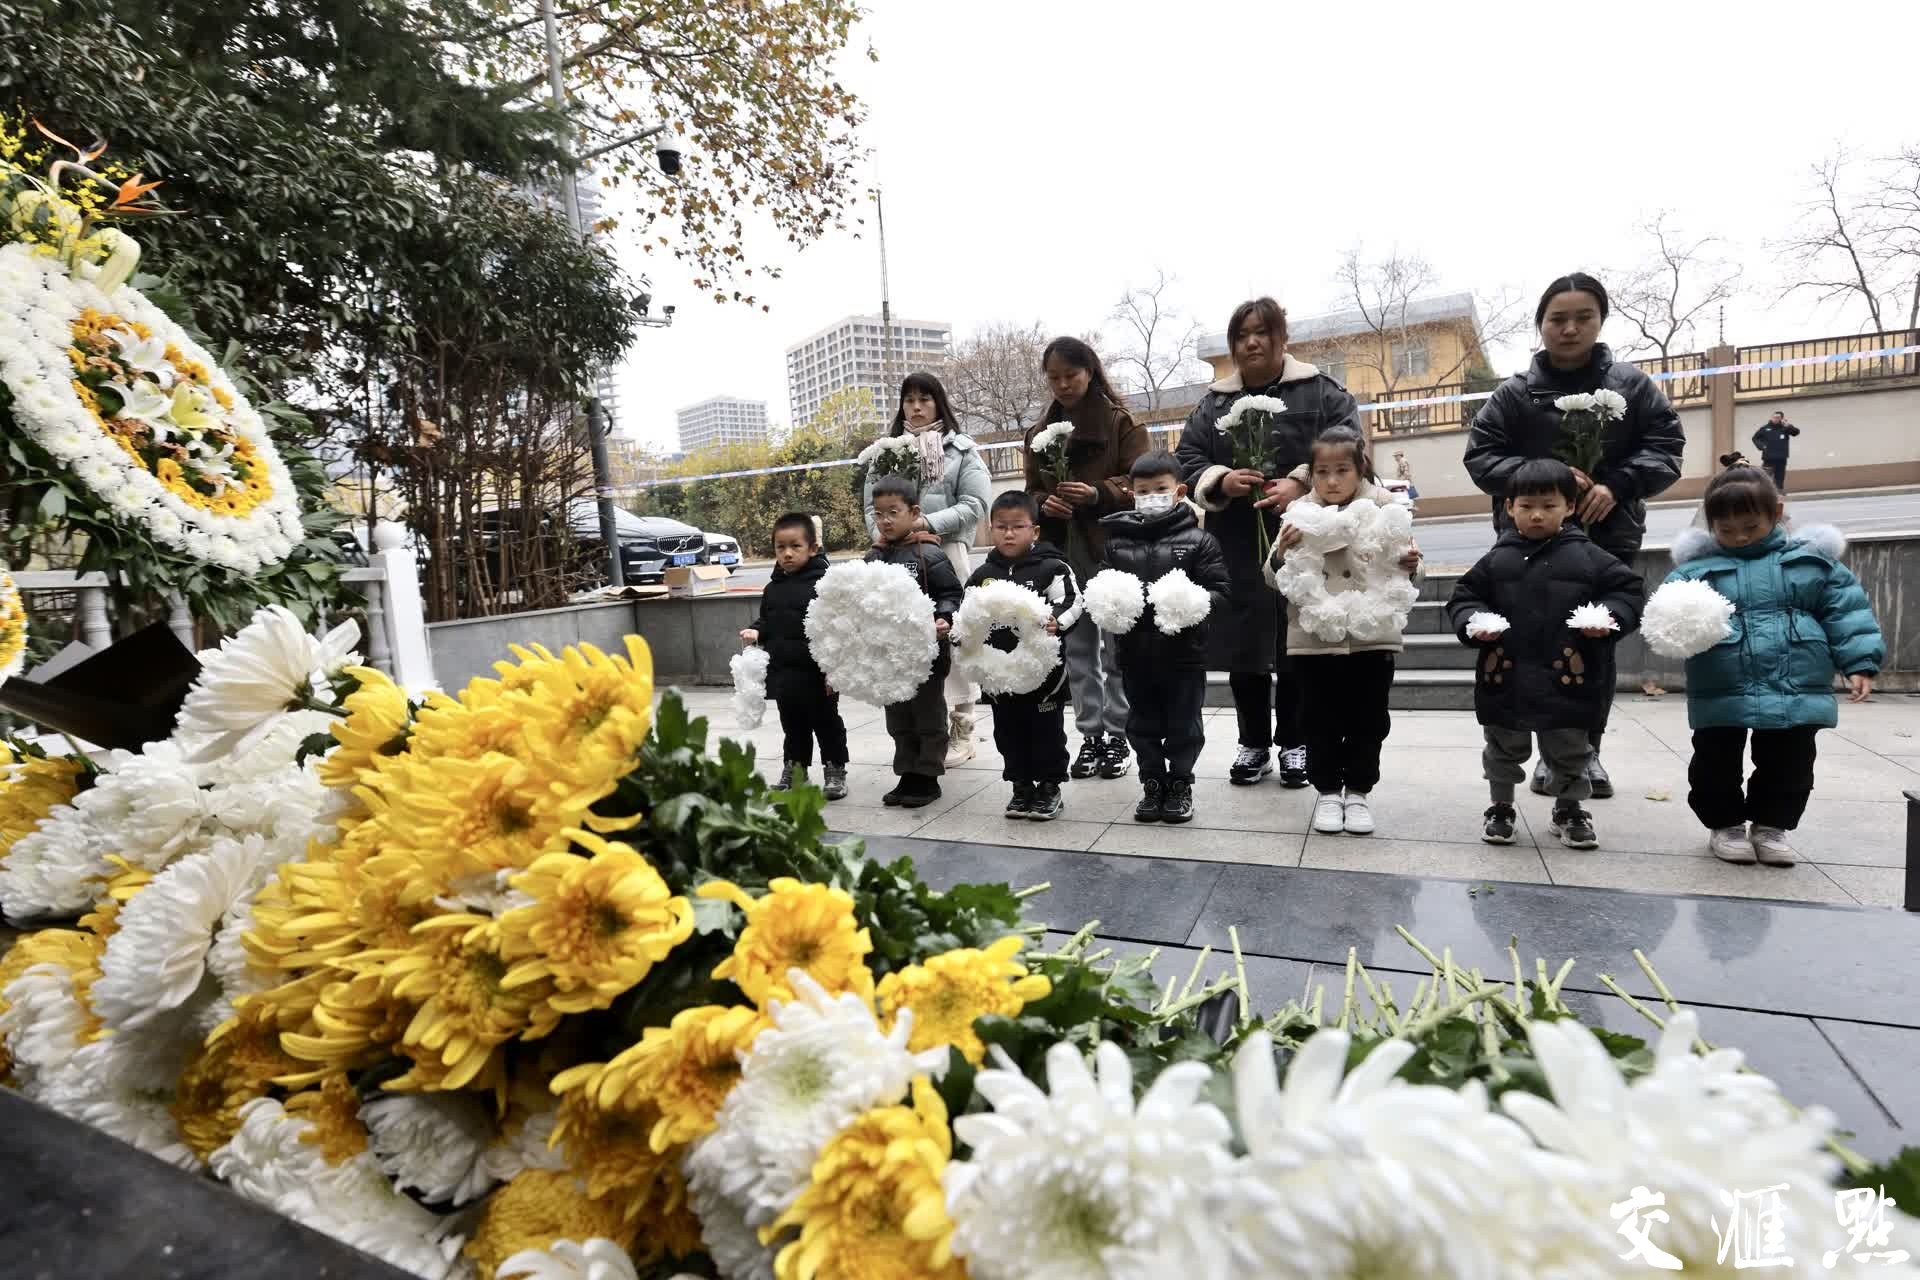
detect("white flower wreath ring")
[949,578,1060,696]
[1272,498,1420,645]
[803,561,937,706]
[0,242,305,574]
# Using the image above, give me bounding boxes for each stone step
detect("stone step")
[1406,601,1447,634]
[1399,634,1476,669]
[1417,571,1463,602]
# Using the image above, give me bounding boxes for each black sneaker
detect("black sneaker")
[1134,778,1164,823]
[1529,758,1552,796]
[1161,779,1195,824]
[1585,755,1614,799]
[896,776,942,810]
[1229,746,1272,786]
[1005,782,1034,819]
[1482,803,1518,845]
[1098,735,1132,779]
[1070,736,1104,779]
[881,778,908,807]
[1277,745,1310,789]
[1551,803,1598,850]
[1028,782,1063,822]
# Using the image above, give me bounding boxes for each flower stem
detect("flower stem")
[1597,972,1668,1030]
[1013,881,1051,900]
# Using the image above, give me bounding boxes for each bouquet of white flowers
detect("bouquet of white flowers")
[949,579,1060,696]
[856,434,923,484]
[1083,568,1146,635]
[1565,602,1619,633]
[1027,421,1073,490]
[1214,394,1288,573]
[1642,579,1738,658]
[1146,569,1213,635]
[804,560,938,706]
[1552,387,1628,477]
[729,646,771,728]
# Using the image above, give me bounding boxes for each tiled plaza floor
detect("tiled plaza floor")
[672,685,1919,909]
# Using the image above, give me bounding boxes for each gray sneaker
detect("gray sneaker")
[1748,824,1797,866]
[821,764,848,801]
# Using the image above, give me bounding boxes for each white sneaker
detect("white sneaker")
[943,738,976,768]
[1708,825,1757,864]
[1313,792,1346,834]
[1342,793,1375,835]
[1748,824,1798,866]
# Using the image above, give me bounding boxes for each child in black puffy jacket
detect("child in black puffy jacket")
[965,491,1083,822]
[741,512,847,799]
[865,475,966,808]
[1098,451,1231,824]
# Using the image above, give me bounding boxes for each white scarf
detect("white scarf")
[903,417,946,483]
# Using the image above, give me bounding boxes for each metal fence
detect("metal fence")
[1735,330,1920,397]
[1637,351,1708,405]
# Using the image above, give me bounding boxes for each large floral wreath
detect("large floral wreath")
[949,578,1059,696]
[0,241,305,573]
[1272,498,1419,644]
[804,560,937,707]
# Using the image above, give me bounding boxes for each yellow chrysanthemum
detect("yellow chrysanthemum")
[316,665,412,790]
[273,970,413,1083]
[549,1004,764,1152]
[875,936,1052,1066]
[463,1168,637,1280]
[0,747,84,862]
[549,1088,681,1210]
[770,1076,965,1280]
[492,637,654,782]
[698,877,874,1008]
[0,568,26,681]
[495,831,693,1015]
[405,683,525,763]
[172,1003,304,1160]
[283,1071,370,1164]
[378,750,595,884]
[382,915,561,1090]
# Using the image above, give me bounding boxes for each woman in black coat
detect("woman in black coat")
[1176,297,1360,788]
[1462,271,1685,795]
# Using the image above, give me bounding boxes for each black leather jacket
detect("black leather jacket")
[1098,504,1233,671]
[1463,345,1684,560]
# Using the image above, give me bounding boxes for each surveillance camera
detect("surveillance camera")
[655,145,683,177]
[663,304,675,319]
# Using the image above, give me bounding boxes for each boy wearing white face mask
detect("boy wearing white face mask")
[1098,452,1233,823]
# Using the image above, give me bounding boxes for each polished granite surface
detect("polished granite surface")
[868,832,1920,1160]
[0,1088,412,1278]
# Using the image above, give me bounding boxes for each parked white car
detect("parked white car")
[701,532,742,572]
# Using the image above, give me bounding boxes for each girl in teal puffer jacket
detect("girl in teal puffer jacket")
[1664,466,1883,867]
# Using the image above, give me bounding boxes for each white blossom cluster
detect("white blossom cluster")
[1273,498,1420,644]
[729,645,770,728]
[1642,579,1739,658]
[802,560,936,707]
[1083,568,1146,635]
[949,578,1059,696]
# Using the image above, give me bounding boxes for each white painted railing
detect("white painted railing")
[11,522,436,690]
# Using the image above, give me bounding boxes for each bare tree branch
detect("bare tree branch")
[1107,268,1206,410]
[945,321,1051,436]
[1609,211,1744,359]
[1772,149,1892,333]
[1327,247,1522,393]
[1862,143,1920,330]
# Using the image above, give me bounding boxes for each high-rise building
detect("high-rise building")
[677,396,770,454]
[784,313,951,432]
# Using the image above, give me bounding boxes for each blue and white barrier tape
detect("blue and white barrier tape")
[612,341,1920,493]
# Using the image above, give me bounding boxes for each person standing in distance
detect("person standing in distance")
[1177,297,1361,790]
[1752,410,1800,493]
[1462,271,1683,800]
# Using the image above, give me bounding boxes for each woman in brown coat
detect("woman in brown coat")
[1024,336,1149,779]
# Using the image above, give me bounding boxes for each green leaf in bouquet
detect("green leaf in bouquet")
[934,1047,978,1124]
[689,894,738,937]
[1398,1016,1480,1086]
[1840,1146,1920,1208]
[293,730,338,767]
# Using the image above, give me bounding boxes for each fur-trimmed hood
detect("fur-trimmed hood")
[1207,353,1322,394]
[1670,521,1846,565]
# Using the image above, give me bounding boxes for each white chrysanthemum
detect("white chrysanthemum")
[433,868,537,918]
[1146,568,1212,635]
[1213,1029,1594,1279]
[1500,1010,1852,1273]
[1027,421,1073,455]
[950,578,1060,696]
[683,1149,778,1280]
[1464,611,1510,638]
[363,1092,498,1207]
[804,561,937,708]
[205,760,336,849]
[40,994,210,1169]
[0,801,105,920]
[945,1040,1233,1280]
[475,1106,568,1186]
[1641,579,1738,659]
[855,434,922,478]
[1218,393,1288,430]
[211,1097,461,1279]
[688,970,946,1227]
[1553,392,1596,414]
[0,962,92,1094]
[173,606,359,762]
[1565,601,1619,632]
[92,833,277,1029]
[1590,387,1629,418]
[499,1237,640,1280]
[730,645,770,729]
[73,740,207,871]
[1083,569,1145,634]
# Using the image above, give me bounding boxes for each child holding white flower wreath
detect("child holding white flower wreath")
[963,491,1084,822]
[1265,426,1423,837]
[865,474,966,808]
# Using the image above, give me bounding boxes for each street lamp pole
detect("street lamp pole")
[543,0,623,588]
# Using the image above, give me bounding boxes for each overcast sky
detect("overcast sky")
[605,0,1920,453]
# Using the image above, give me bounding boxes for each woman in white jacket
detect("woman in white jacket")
[862,372,993,762]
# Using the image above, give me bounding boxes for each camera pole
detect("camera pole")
[543,0,623,587]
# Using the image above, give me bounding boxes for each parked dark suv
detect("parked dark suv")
[564,500,705,586]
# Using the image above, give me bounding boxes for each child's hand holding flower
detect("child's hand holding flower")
[1399,541,1422,573]
[935,618,951,637]
[739,627,759,644]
